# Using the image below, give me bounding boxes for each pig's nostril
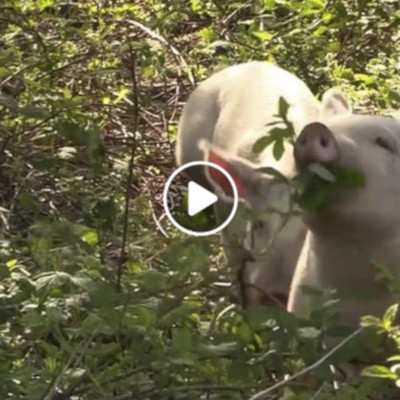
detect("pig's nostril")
[320,135,329,148]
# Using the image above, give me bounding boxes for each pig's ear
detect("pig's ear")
[198,139,266,205]
[321,88,352,118]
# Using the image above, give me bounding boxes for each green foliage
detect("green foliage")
[253,96,296,159]
[294,164,366,212]
[0,0,399,399]
[361,305,400,388]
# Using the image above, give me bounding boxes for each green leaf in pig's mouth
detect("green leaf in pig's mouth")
[294,163,365,212]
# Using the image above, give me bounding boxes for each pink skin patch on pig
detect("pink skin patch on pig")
[208,151,246,197]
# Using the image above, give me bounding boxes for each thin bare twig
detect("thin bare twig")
[117,46,139,291]
[151,207,169,238]
[43,332,96,400]
[0,61,40,89]
[125,19,195,87]
[37,51,93,80]
[249,327,364,400]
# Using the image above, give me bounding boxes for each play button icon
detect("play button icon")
[163,161,238,236]
[187,181,218,216]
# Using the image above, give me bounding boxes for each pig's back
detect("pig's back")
[177,61,320,170]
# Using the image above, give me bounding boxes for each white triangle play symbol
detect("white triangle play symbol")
[188,181,218,216]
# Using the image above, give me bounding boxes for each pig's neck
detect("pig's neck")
[308,229,400,292]
[289,227,400,325]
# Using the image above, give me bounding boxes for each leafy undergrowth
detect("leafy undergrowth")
[0,0,400,399]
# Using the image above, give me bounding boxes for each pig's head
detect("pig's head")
[294,116,400,238]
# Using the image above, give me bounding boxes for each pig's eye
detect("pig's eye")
[375,136,394,153]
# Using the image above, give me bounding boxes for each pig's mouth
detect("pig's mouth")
[293,163,365,213]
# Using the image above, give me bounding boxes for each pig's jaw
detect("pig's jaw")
[302,182,400,241]
[288,229,400,326]
[303,211,400,243]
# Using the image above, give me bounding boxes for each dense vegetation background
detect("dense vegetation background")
[1,0,400,399]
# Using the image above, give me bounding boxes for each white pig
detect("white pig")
[201,114,400,328]
[288,117,400,327]
[176,61,350,307]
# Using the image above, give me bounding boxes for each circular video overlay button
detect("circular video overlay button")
[163,161,238,236]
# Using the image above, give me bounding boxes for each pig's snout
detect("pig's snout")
[294,122,339,166]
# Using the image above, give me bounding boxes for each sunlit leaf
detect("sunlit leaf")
[81,230,98,246]
[252,31,273,41]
